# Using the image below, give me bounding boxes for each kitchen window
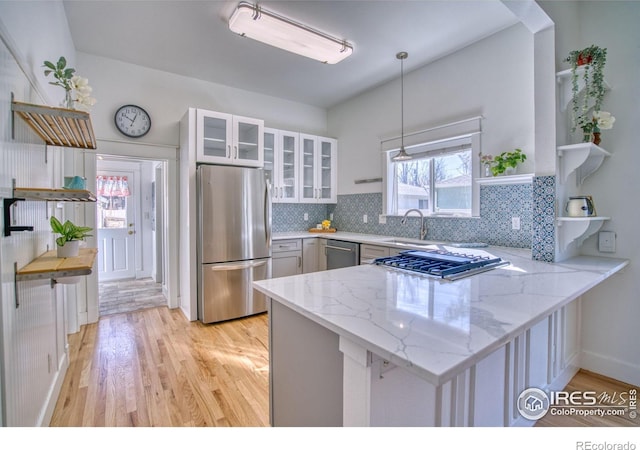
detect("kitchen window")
[381,118,482,217]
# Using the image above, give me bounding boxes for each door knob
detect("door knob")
[128,230,135,235]
[128,223,134,227]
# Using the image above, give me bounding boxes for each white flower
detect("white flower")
[70,75,96,110]
[593,111,616,130]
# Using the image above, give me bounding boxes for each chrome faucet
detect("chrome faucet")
[401,209,427,240]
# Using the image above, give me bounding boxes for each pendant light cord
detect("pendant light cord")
[400,55,404,150]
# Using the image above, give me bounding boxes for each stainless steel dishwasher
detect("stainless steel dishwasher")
[325,239,360,270]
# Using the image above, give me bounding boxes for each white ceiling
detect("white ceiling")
[63,0,520,109]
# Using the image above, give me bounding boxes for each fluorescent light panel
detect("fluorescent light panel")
[229,2,353,64]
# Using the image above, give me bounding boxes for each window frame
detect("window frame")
[382,132,481,218]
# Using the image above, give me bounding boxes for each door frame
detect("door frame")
[81,139,179,326]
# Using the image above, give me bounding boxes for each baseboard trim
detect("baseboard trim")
[580,350,640,387]
[39,352,69,426]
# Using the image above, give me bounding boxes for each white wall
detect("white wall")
[0,0,77,426]
[76,52,328,147]
[328,23,535,195]
[0,0,76,106]
[541,0,640,385]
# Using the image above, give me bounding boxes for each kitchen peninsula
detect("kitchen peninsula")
[253,240,628,427]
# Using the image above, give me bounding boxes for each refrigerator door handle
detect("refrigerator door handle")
[265,181,272,246]
[207,259,269,271]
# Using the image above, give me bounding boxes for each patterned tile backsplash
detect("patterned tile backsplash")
[531,176,556,262]
[272,203,328,232]
[272,178,555,256]
[328,185,532,248]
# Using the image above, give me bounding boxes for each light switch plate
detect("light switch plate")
[598,231,616,252]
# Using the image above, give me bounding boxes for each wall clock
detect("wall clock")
[114,104,151,138]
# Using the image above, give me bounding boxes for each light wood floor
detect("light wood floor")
[536,369,639,427]
[50,306,269,426]
[50,306,638,427]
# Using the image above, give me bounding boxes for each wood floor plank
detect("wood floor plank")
[50,305,636,427]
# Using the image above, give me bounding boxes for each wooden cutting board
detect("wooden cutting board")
[308,228,337,233]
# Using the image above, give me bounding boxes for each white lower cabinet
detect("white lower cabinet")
[272,239,302,278]
[269,291,582,426]
[359,244,402,264]
[302,238,319,273]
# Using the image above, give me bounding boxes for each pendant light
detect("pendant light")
[392,51,412,161]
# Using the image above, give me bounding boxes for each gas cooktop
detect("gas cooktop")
[373,249,509,280]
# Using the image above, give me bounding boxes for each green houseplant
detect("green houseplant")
[565,45,607,135]
[50,216,93,258]
[490,149,526,176]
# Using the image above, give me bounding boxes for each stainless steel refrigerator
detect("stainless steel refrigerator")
[197,164,271,323]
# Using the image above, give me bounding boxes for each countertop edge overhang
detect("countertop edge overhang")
[258,233,629,385]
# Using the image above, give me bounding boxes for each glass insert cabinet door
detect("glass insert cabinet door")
[196,110,263,167]
[233,115,263,166]
[299,134,337,203]
[319,138,335,201]
[264,129,276,194]
[264,128,298,202]
[278,131,298,202]
[196,109,232,162]
[300,135,317,201]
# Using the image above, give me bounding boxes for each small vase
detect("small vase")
[61,90,74,110]
[583,132,593,143]
[504,167,516,176]
[57,240,80,258]
[592,132,601,146]
[484,165,492,177]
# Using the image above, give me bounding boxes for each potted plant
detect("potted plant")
[580,110,616,145]
[490,149,526,176]
[565,45,607,135]
[50,216,93,258]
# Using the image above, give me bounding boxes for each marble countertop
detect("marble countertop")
[272,230,454,250]
[254,241,628,385]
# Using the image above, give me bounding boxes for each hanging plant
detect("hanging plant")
[565,45,607,133]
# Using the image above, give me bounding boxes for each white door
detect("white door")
[97,171,136,281]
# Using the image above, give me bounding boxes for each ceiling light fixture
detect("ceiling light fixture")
[228,2,353,64]
[392,51,412,162]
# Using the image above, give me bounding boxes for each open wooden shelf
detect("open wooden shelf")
[16,248,98,281]
[12,100,96,149]
[13,187,96,202]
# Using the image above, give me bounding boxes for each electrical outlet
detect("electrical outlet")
[363,214,368,224]
[379,214,387,224]
[512,217,521,230]
[598,231,616,252]
[304,213,308,221]
[329,213,334,220]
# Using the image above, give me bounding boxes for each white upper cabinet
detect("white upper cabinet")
[264,128,299,203]
[299,134,337,203]
[196,109,263,167]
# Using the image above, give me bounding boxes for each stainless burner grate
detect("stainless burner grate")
[373,249,508,280]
